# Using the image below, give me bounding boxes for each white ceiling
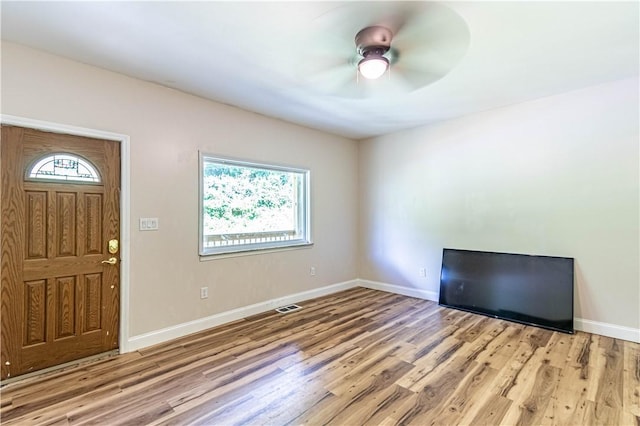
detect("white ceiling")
[1,1,638,139]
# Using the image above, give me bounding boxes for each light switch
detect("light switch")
[140,217,159,231]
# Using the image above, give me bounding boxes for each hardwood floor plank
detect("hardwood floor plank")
[456,373,508,425]
[428,361,499,425]
[358,385,415,426]
[66,372,209,424]
[593,336,624,410]
[540,333,601,426]
[583,399,622,425]
[4,351,137,400]
[349,303,438,350]
[394,356,479,424]
[395,336,458,391]
[158,367,286,425]
[472,324,525,368]
[305,359,414,425]
[328,356,413,397]
[285,345,359,380]
[623,339,640,417]
[500,340,555,401]
[456,316,494,343]
[468,393,513,425]
[490,340,537,398]
[620,410,640,426]
[209,369,334,426]
[404,310,458,344]
[543,330,575,369]
[1,287,638,426]
[1,384,122,425]
[502,361,560,426]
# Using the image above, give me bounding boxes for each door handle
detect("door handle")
[101,257,118,265]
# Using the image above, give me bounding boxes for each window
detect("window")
[199,154,311,256]
[27,153,101,183]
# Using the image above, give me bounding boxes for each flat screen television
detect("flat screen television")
[439,248,574,334]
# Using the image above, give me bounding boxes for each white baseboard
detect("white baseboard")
[575,318,640,343]
[126,278,639,352]
[126,279,359,352]
[358,279,439,302]
[358,279,640,343]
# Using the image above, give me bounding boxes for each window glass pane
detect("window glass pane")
[27,153,100,183]
[200,155,310,255]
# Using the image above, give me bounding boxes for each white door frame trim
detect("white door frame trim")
[1,114,132,353]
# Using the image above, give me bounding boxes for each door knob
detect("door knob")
[101,257,118,265]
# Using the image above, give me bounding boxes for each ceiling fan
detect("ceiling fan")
[355,25,393,80]
[300,2,470,99]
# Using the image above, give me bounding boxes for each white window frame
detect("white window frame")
[199,153,311,256]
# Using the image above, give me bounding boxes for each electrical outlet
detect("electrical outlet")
[310,266,316,276]
[200,287,208,299]
[419,268,427,277]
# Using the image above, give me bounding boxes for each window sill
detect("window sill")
[199,242,314,261]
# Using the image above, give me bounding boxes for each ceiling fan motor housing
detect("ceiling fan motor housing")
[355,26,393,57]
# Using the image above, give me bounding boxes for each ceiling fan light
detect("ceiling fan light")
[358,56,389,79]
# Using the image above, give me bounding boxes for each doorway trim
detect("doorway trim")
[0,114,132,353]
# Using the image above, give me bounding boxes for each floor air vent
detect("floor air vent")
[275,304,302,314]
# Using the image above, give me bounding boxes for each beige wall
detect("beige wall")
[2,41,638,341]
[359,77,640,329]
[1,42,359,336]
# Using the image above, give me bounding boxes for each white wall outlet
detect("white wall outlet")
[200,287,208,299]
[139,217,159,231]
[419,267,427,277]
[310,266,316,276]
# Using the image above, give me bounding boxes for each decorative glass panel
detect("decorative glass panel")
[27,153,100,183]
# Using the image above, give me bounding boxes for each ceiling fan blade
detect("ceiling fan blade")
[393,19,469,59]
[389,64,445,92]
[390,37,469,90]
[298,53,353,77]
[312,70,396,100]
[386,2,469,92]
[304,63,358,95]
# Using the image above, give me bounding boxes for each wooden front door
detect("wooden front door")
[1,125,120,380]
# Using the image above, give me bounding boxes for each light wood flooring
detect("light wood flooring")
[1,287,639,425]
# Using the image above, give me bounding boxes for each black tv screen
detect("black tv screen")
[439,248,574,334]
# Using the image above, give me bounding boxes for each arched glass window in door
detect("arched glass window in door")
[27,153,101,183]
